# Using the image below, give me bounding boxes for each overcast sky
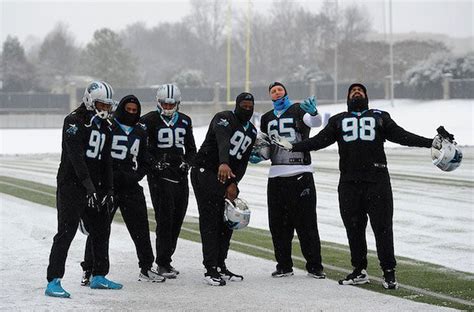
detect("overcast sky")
[1,0,473,47]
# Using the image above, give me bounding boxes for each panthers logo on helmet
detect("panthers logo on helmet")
[87,82,100,93]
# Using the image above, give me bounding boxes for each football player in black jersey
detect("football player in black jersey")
[259,82,326,279]
[81,95,165,286]
[292,83,436,289]
[45,81,122,298]
[191,92,257,286]
[140,84,197,279]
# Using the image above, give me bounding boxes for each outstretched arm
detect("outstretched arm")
[292,118,337,152]
[383,113,433,148]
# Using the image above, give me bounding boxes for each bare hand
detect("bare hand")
[218,163,236,184]
[225,183,239,201]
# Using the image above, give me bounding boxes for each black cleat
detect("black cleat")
[218,265,243,281]
[382,269,399,290]
[338,269,370,285]
[204,267,226,286]
[271,268,294,278]
[139,268,166,283]
[169,265,180,275]
[81,270,91,286]
[158,265,177,279]
[307,270,326,279]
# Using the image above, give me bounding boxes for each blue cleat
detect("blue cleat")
[45,278,71,298]
[90,275,123,290]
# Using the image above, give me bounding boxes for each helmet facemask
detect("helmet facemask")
[157,98,179,117]
[156,84,182,117]
[94,99,114,119]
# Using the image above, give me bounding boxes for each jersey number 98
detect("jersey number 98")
[342,117,375,142]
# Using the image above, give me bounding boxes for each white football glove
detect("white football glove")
[270,134,293,151]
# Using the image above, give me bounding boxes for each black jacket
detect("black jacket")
[194,111,257,185]
[57,104,113,194]
[292,109,433,182]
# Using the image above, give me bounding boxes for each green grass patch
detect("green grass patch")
[1,175,473,310]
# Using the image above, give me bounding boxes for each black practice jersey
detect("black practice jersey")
[292,109,433,182]
[194,111,257,184]
[109,120,151,189]
[260,103,312,165]
[57,104,113,192]
[140,111,197,180]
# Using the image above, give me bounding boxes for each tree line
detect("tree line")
[1,0,472,93]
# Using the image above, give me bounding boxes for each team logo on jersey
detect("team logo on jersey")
[66,124,78,135]
[217,118,229,127]
[300,188,310,197]
[182,119,189,126]
[138,122,147,130]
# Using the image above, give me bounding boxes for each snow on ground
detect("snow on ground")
[1,149,472,274]
[0,99,472,155]
[0,193,456,311]
[0,99,473,273]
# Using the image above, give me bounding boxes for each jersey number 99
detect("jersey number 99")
[230,131,252,160]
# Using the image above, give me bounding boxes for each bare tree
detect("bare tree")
[81,28,138,87]
[184,0,227,82]
[1,36,36,91]
[37,23,78,91]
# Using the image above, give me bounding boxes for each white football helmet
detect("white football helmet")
[224,198,251,230]
[431,134,462,172]
[156,84,181,117]
[82,81,115,119]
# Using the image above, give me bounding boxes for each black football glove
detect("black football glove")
[153,160,170,172]
[86,193,100,211]
[436,126,455,142]
[101,192,114,215]
[179,162,190,174]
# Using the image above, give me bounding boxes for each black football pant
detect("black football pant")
[47,181,110,282]
[82,184,154,272]
[148,174,189,267]
[267,172,323,272]
[191,167,233,269]
[338,177,396,271]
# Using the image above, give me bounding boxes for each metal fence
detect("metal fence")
[0,93,70,113]
[1,78,472,128]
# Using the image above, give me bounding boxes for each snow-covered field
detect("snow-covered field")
[0,193,455,311]
[0,99,472,310]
